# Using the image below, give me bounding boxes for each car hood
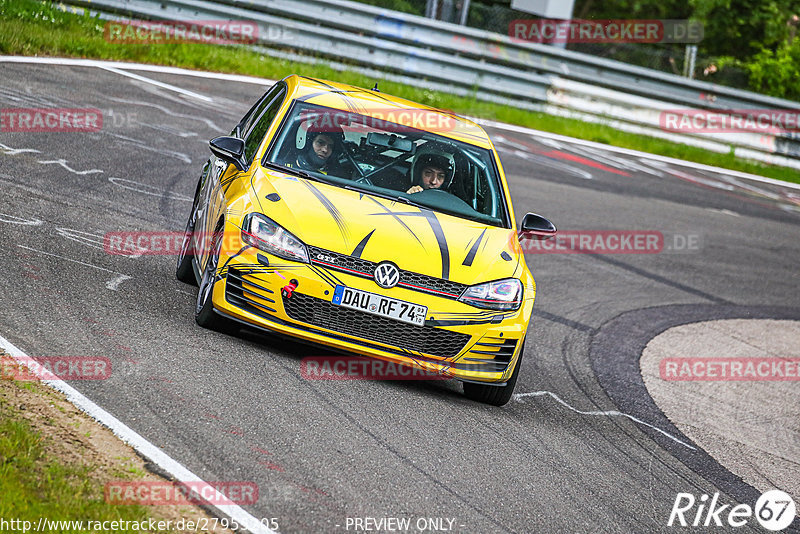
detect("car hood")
[253,169,521,285]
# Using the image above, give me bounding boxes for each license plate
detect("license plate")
[332,285,427,326]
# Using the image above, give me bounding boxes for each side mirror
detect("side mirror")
[519,213,557,241]
[209,136,246,171]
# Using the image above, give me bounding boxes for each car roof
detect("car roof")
[283,75,493,149]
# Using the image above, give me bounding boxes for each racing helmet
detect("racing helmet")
[410,142,456,190]
[296,116,345,168]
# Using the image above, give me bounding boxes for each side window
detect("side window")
[243,86,286,164]
[234,82,281,137]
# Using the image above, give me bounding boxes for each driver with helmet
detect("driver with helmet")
[406,142,456,194]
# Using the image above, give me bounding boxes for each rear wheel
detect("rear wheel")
[194,224,235,333]
[463,342,524,406]
[175,215,197,285]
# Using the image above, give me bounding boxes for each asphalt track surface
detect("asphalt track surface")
[1,60,799,533]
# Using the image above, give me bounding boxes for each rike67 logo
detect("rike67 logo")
[668,490,796,531]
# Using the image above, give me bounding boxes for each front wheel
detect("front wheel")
[462,341,524,406]
[195,226,235,333]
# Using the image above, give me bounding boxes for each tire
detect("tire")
[463,342,524,406]
[176,186,200,285]
[194,224,235,333]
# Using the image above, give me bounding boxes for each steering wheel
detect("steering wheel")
[424,188,454,197]
[414,187,473,210]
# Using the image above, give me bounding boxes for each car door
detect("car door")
[195,82,288,272]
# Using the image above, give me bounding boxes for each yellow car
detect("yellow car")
[176,75,556,405]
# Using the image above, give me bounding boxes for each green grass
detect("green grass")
[0,393,172,533]
[2,0,800,185]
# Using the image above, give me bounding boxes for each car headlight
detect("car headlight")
[242,213,309,263]
[458,278,523,311]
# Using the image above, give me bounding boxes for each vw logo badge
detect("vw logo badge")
[374,262,400,289]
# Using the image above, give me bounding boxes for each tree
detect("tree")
[572,0,800,98]
[688,0,797,59]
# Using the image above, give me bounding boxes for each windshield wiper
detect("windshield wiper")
[344,184,371,195]
[261,161,334,185]
[393,195,428,210]
[340,184,426,209]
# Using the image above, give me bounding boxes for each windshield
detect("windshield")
[264,102,510,227]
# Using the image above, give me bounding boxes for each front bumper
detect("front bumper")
[211,245,532,383]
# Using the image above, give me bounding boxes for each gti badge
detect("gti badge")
[374,262,400,289]
[316,253,337,264]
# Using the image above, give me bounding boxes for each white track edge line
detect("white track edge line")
[99,66,213,102]
[0,333,275,534]
[3,55,798,191]
[0,56,274,85]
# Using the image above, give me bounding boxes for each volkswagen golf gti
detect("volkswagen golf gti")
[176,75,556,405]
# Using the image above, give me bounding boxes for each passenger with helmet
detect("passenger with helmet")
[287,120,344,174]
[406,142,456,194]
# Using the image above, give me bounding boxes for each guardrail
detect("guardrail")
[66,0,800,169]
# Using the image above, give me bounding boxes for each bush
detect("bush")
[743,42,800,101]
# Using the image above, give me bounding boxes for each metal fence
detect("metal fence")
[67,0,800,169]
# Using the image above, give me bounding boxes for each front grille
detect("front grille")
[399,271,465,296]
[283,292,471,359]
[307,246,467,298]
